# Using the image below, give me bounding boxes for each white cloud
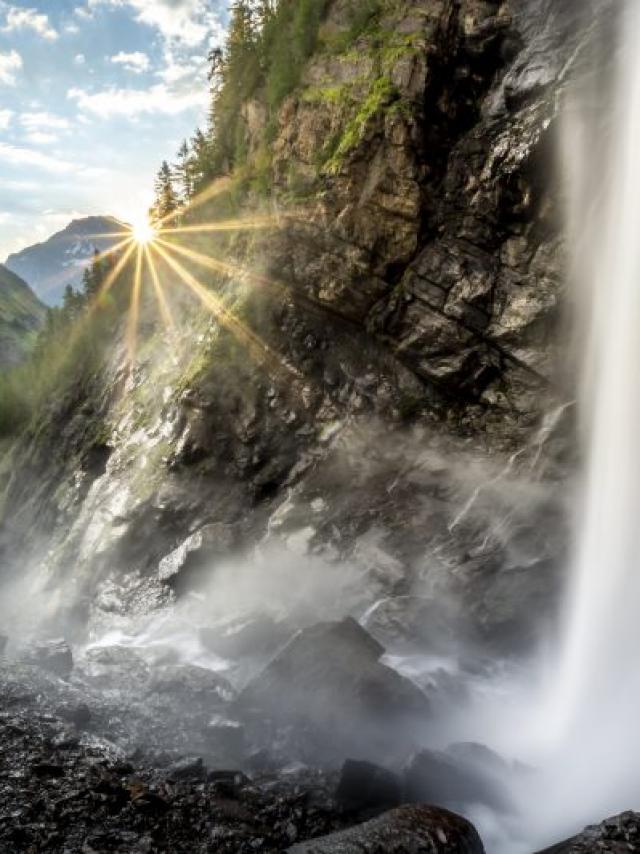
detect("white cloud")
[111,50,150,73]
[23,131,58,145]
[65,22,81,34]
[87,0,223,47]
[68,82,206,118]
[0,108,12,129]
[20,112,71,132]
[75,53,86,65]
[2,6,58,41]
[0,49,22,85]
[0,141,103,176]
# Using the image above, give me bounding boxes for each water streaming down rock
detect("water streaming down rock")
[494,2,640,848]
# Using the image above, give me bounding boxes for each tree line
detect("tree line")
[149,0,328,221]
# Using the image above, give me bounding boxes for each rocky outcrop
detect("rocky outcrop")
[537,812,640,853]
[0,0,598,653]
[287,804,486,853]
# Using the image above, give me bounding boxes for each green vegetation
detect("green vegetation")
[0,251,129,439]
[0,0,420,444]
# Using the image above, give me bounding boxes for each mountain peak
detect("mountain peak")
[4,216,126,307]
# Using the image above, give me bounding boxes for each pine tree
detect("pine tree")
[152,161,178,223]
[174,140,192,203]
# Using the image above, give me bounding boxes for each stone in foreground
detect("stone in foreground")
[239,617,431,763]
[538,810,640,852]
[287,805,485,853]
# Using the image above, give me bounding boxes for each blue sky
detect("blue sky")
[0,0,228,259]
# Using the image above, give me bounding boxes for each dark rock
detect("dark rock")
[203,715,245,762]
[32,761,65,778]
[536,811,640,853]
[361,596,462,654]
[403,746,512,813]
[23,638,73,677]
[239,617,431,763]
[166,755,206,781]
[199,613,289,660]
[56,702,92,729]
[335,759,402,816]
[147,663,234,704]
[287,805,485,853]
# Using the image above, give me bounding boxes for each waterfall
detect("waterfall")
[513,1,640,843]
[554,0,640,768]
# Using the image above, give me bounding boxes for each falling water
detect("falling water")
[512,1,640,844]
[553,0,640,784]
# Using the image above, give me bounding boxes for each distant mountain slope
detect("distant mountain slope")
[4,216,125,306]
[0,263,46,366]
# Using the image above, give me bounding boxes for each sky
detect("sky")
[0,0,228,260]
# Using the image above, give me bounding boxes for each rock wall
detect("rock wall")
[0,0,602,649]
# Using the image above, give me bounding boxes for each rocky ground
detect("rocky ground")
[0,620,638,854]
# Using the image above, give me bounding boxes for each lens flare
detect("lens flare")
[132,219,157,245]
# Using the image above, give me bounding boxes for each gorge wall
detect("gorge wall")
[0,0,601,651]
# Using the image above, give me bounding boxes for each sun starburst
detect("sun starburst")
[77,192,311,381]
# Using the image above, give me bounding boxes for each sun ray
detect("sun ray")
[155,236,333,321]
[84,230,132,240]
[126,244,144,368]
[158,214,283,236]
[151,242,300,379]
[144,244,175,332]
[154,176,232,230]
[95,239,137,303]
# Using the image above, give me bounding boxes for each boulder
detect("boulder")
[23,639,73,677]
[199,613,288,660]
[203,715,246,763]
[287,805,485,853]
[361,596,461,654]
[402,745,512,813]
[238,617,431,763]
[335,759,402,816]
[537,811,640,853]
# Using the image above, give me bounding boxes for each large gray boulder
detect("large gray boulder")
[287,805,485,853]
[238,617,431,764]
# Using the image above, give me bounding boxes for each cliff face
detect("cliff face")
[0,0,595,649]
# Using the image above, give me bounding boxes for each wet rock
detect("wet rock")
[335,759,402,816]
[166,755,206,781]
[147,663,234,704]
[361,596,462,654]
[403,745,512,813]
[81,644,150,688]
[23,638,73,677]
[287,804,485,853]
[537,811,640,853]
[56,701,92,729]
[199,613,289,660]
[239,617,431,763]
[158,523,236,587]
[203,715,246,762]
